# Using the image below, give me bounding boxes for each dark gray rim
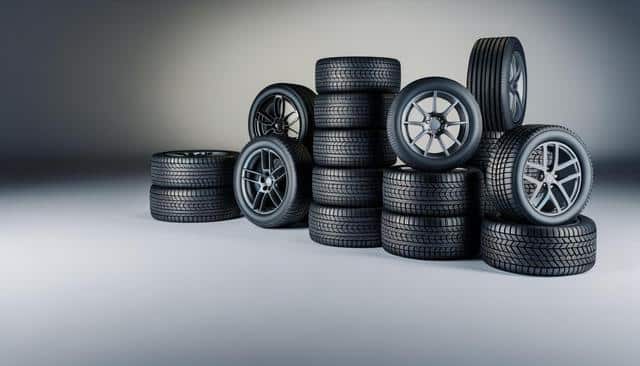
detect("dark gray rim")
[240,147,288,215]
[522,141,582,216]
[509,51,526,122]
[252,94,301,140]
[400,90,470,158]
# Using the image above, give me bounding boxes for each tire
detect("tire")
[387,77,483,171]
[467,37,527,131]
[487,125,593,225]
[150,150,238,188]
[313,129,396,168]
[233,136,312,228]
[468,132,504,217]
[248,83,315,147]
[382,166,481,216]
[314,93,395,129]
[481,215,597,276]
[382,211,479,259]
[312,167,382,207]
[150,186,241,223]
[309,204,381,248]
[315,57,401,93]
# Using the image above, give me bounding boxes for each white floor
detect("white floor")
[1,175,638,366]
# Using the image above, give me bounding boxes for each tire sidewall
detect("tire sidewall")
[248,84,310,143]
[233,137,301,227]
[514,129,593,225]
[388,77,483,171]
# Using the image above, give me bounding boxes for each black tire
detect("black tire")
[487,125,593,225]
[382,166,481,216]
[467,37,527,131]
[468,132,504,217]
[315,57,401,93]
[233,136,312,228]
[312,167,382,207]
[248,83,315,147]
[387,77,483,171]
[150,186,241,223]
[313,129,396,168]
[382,211,479,259]
[314,93,395,129]
[150,150,238,188]
[309,204,381,248]
[481,215,597,276]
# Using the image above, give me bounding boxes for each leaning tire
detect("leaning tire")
[248,83,315,147]
[233,136,311,228]
[312,167,382,207]
[382,212,478,259]
[150,150,238,188]
[315,57,401,93]
[382,166,481,216]
[387,77,483,171]
[309,204,381,248]
[481,215,597,276]
[314,93,395,129]
[150,186,241,223]
[467,36,527,131]
[313,129,396,168]
[487,125,593,225]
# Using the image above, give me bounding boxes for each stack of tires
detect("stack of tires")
[150,151,242,222]
[309,57,401,248]
[467,37,596,276]
[382,77,485,259]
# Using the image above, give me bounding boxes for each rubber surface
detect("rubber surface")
[309,204,382,248]
[314,93,395,129]
[312,167,382,207]
[150,150,238,188]
[382,166,481,216]
[467,37,527,131]
[150,186,241,223]
[315,57,401,93]
[481,215,597,276]
[382,211,479,259]
[313,129,396,168]
[468,132,504,217]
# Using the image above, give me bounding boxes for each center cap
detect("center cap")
[265,177,273,186]
[430,118,442,130]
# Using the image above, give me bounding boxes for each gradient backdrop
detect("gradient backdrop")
[2,1,639,366]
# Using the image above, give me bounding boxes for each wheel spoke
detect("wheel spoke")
[542,143,548,168]
[535,191,551,209]
[403,120,425,126]
[556,182,572,204]
[272,187,284,202]
[243,168,262,178]
[443,130,462,146]
[437,136,449,156]
[242,176,261,185]
[273,95,285,119]
[523,175,540,185]
[256,111,274,126]
[288,117,300,127]
[423,134,433,156]
[432,91,438,113]
[529,181,544,202]
[526,161,546,171]
[549,189,562,212]
[552,142,560,170]
[252,191,264,210]
[268,191,280,207]
[513,92,523,118]
[442,100,459,117]
[284,110,297,122]
[556,158,579,171]
[260,149,269,172]
[272,165,286,180]
[446,120,468,126]
[411,102,428,120]
[558,173,581,184]
[410,129,429,146]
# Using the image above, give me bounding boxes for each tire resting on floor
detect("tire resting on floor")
[314,93,395,129]
[315,57,401,93]
[309,204,382,248]
[150,186,241,222]
[312,167,382,207]
[150,150,238,188]
[481,215,597,276]
[382,211,479,259]
[382,166,481,216]
[313,129,396,168]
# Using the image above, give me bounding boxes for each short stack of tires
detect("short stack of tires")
[309,57,401,248]
[149,151,241,222]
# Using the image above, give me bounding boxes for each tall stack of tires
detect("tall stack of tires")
[309,57,401,248]
[150,151,241,222]
[382,77,484,259]
[467,37,596,276]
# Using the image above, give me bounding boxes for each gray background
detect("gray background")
[1,1,639,365]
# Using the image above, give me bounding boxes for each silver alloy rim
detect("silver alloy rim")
[522,141,582,216]
[509,51,526,121]
[240,148,287,215]
[254,94,301,140]
[400,90,470,158]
